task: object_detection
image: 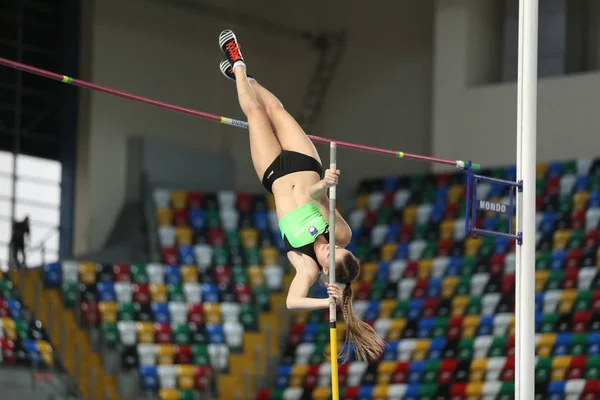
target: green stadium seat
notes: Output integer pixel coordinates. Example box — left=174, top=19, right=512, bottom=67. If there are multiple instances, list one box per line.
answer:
left=536, top=251, right=551, bottom=270
left=172, top=323, right=190, bottom=345
left=62, top=282, right=77, bottom=308
left=103, top=323, right=119, bottom=347
left=535, top=357, right=552, bottom=382
left=167, top=284, right=185, bottom=302
left=131, top=264, right=149, bottom=283
left=118, top=303, right=135, bottom=321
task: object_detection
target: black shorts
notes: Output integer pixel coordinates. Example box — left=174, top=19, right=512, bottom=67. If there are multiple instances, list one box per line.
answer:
left=261, top=150, right=322, bottom=193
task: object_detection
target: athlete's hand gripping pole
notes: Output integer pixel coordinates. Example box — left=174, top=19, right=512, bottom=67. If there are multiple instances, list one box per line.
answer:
left=328, top=142, right=340, bottom=400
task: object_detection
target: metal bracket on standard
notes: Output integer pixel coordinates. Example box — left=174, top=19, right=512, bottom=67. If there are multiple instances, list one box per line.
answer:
left=464, top=161, right=523, bottom=245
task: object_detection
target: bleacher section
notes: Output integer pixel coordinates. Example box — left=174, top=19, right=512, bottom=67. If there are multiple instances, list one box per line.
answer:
left=257, top=158, right=600, bottom=400
left=42, top=189, right=290, bottom=398
left=0, top=270, right=54, bottom=369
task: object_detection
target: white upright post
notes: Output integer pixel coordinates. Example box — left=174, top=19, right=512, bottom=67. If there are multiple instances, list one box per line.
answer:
left=515, top=0, right=538, bottom=399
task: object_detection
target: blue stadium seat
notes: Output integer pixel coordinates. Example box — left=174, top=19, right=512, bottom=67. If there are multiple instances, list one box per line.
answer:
left=139, top=366, right=159, bottom=390
left=201, top=284, right=219, bottom=303
left=587, top=333, right=600, bottom=355
left=178, top=246, right=195, bottom=265
left=427, top=279, right=442, bottom=298
left=7, top=299, right=22, bottom=320
left=43, top=262, right=61, bottom=288
left=364, top=301, right=380, bottom=321
left=24, top=339, right=40, bottom=365
left=97, top=282, right=116, bottom=302
left=428, top=338, right=447, bottom=360
left=276, top=365, right=292, bottom=389
left=553, top=333, right=572, bottom=356
left=494, top=237, right=511, bottom=255
left=477, top=315, right=494, bottom=336
left=446, top=257, right=463, bottom=276
left=408, top=299, right=424, bottom=320
left=164, top=266, right=181, bottom=285
left=408, top=361, right=425, bottom=384
left=589, top=191, right=600, bottom=208
left=188, top=209, right=206, bottom=229
left=575, top=176, right=590, bottom=192
left=151, top=303, right=170, bottom=323
left=385, top=225, right=401, bottom=243
left=302, top=323, right=320, bottom=343
left=547, top=162, right=564, bottom=178
left=550, top=251, right=567, bottom=271
left=253, top=211, right=269, bottom=232
left=482, top=218, right=498, bottom=232
left=417, top=318, right=435, bottom=338
left=383, top=177, right=399, bottom=193
left=383, top=341, right=399, bottom=360
left=535, top=293, right=544, bottom=313
left=205, top=324, right=225, bottom=344
left=396, top=243, right=410, bottom=260
left=375, top=262, right=390, bottom=282
left=539, top=213, right=558, bottom=235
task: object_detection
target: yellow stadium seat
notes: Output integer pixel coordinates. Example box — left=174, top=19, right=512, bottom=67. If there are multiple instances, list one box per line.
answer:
left=537, top=333, right=557, bottom=358
left=38, top=340, right=53, bottom=367
left=553, top=230, right=571, bottom=251
left=180, top=266, right=198, bottom=284
left=403, top=206, right=418, bottom=225
left=379, top=300, right=396, bottom=319
left=1, top=318, right=16, bottom=340
left=470, top=358, right=487, bottom=382
left=336, top=322, right=346, bottom=342
left=465, top=382, right=484, bottom=396
left=372, top=384, right=390, bottom=400
left=464, top=236, right=482, bottom=257
left=442, top=276, right=459, bottom=299
left=508, top=315, right=516, bottom=337
left=447, top=185, right=465, bottom=204
left=417, top=259, right=433, bottom=280
left=377, top=361, right=396, bottom=384
left=177, top=365, right=196, bottom=390
left=536, top=162, right=548, bottom=179
left=0, top=271, right=4, bottom=280
left=170, top=190, right=187, bottom=210
left=247, top=266, right=265, bottom=287
left=535, top=271, right=549, bottom=293
left=156, top=208, right=173, bottom=227
left=558, top=289, right=578, bottom=314
left=150, top=284, right=168, bottom=303
left=99, top=302, right=118, bottom=324
left=290, top=364, right=309, bottom=387
left=440, top=219, right=455, bottom=240
left=294, top=311, right=309, bottom=325
left=380, top=244, right=397, bottom=262
left=412, top=340, right=430, bottom=361
left=355, top=194, right=369, bottom=210
left=360, top=263, right=378, bottom=282
left=159, top=388, right=180, bottom=400
left=175, top=227, right=193, bottom=246
left=573, top=192, right=590, bottom=211
left=551, top=355, right=572, bottom=381
left=452, top=295, right=471, bottom=317
left=203, top=303, right=222, bottom=324
left=388, top=319, right=407, bottom=341
left=137, top=322, right=154, bottom=344
left=265, top=194, right=276, bottom=211
left=260, top=247, right=279, bottom=265
left=312, top=386, right=331, bottom=400
left=157, top=344, right=175, bottom=365
left=240, top=228, right=259, bottom=249
left=79, top=262, right=96, bottom=285
left=462, top=315, right=481, bottom=339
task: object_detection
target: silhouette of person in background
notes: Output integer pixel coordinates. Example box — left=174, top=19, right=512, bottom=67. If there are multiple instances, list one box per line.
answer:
left=10, top=216, right=30, bottom=269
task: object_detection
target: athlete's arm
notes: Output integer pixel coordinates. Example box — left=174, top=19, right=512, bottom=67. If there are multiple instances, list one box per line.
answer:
left=286, top=252, right=337, bottom=310
left=310, top=169, right=352, bottom=246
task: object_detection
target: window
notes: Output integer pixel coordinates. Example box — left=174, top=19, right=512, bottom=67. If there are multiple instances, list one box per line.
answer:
left=0, top=150, right=60, bottom=270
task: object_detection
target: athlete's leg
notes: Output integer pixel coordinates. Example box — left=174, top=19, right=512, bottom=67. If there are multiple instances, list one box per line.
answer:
left=251, top=81, right=321, bottom=164
left=219, top=30, right=281, bottom=179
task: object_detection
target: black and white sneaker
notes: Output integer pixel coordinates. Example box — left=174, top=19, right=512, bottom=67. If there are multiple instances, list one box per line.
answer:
left=219, top=60, right=253, bottom=82
left=219, top=29, right=245, bottom=68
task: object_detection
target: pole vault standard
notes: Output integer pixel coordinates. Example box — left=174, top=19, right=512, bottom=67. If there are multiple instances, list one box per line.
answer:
left=0, top=57, right=479, bottom=170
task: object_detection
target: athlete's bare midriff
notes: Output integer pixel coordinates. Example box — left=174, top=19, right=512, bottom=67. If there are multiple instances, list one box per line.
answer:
left=271, top=170, right=321, bottom=220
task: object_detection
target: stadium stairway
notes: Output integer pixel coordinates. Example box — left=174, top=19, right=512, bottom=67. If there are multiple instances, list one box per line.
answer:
left=9, top=268, right=114, bottom=400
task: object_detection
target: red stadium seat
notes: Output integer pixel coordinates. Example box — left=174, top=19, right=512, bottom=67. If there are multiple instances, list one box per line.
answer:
left=174, top=345, right=192, bottom=364
left=403, top=261, right=419, bottom=279
left=438, top=358, right=458, bottom=385
left=0, top=298, right=9, bottom=318
left=545, top=177, right=561, bottom=196
left=236, top=194, right=253, bottom=213
left=565, top=249, right=582, bottom=269
left=187, top=192, right=204, bottom=209
left=501, top=356, right=515, bottom=381
left=391, top=362, right=410, bottom=384
left=490, top=254, right=505, bottom=275
left=288, top=324, right=305, bottom=347
left=437, top=239, right=454, bottom=256
left=173, top=209, right=189, bottom=227
left=234, top=284, right=252, bottom=304
left=195, top=366, right=214, bottom=391
left=572, top=210, right=586, bottom=230
left=506, top=336, right=516, bottom=357
left=444, top=204, right=459, bottom=220
left=399, top=224, right=414, bottom=243
left=342, top=386, right=359, bottom=400
left=412, top=279, right=429, bottom=298
left=436, top=173, right=452, bottom=188
left=161, top=246, right=178, bottom=265
left=338, top=363, right=349, bottom=387
left=536, top=196, right=543, bottom=211
left=592, top=291, right=600, bottom=313
left=256, top=389, right=271, bottom=400
left=585, top=229, right=600, bottom=249
left=355, top=282, right=372, bottom=301
left=502, top=274, right=516, bottom=295
left=155, top=322, right=173, bottom=344
left=423, top=298, right=440, bottom=318
left=304, top=364, right=320, bottom=389
left=447, top=317, right=463, bottom=340
left=562, top=267, right=579, bottom=289
left=81, top=301, right=99, bottom=326
left=187, top=304, right=204, bottom=325
left=113, top=264, right=131, bottom=282
left=363, top=211, right=377, bottom=229
left=132, top=283, right=151, bottom=305
left=1, top=338, right=15, bottom=364
left=573, top=311, right=591, bottom=333
left=450, top=382, right=467, bottom=398
left=208, top=228, right=225, bottom=248
left=567, top=355, right=587, bottom=379
left=213, top=266, right=232, bottom=287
